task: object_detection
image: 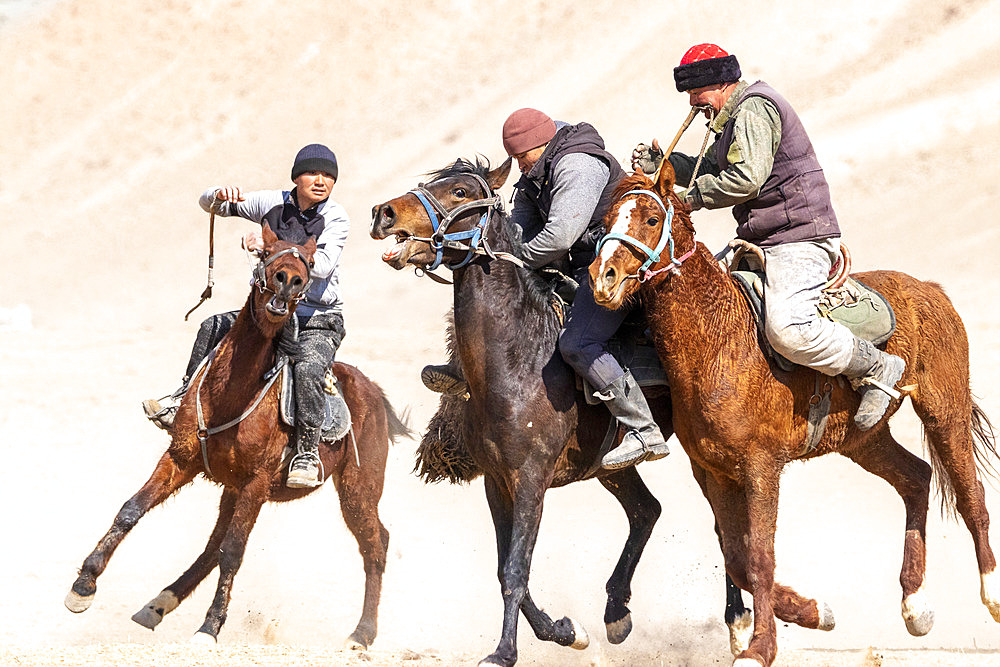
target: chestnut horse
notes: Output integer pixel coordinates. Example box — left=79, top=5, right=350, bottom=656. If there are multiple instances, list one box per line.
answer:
left=65, top=224, right=408, bottom=649
left=371, top=157, right=749, bottom=666
left=590, top=164, right=1000, bottom=666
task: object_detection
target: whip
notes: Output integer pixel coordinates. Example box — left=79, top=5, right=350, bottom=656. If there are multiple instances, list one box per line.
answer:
left=184, top=210, right=216, bottom=321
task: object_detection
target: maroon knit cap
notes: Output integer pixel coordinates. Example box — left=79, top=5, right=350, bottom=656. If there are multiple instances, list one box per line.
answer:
left=502, top=108, right=557, bottom=156
left=673, top=43, right=741, bottom=92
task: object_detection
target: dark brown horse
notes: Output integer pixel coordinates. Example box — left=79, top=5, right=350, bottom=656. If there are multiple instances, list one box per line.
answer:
left=65, top=224, right=408, bottom=649
left=590, top=164, right=1000, bottom=666
left=371, top=157, right=750, bottom=666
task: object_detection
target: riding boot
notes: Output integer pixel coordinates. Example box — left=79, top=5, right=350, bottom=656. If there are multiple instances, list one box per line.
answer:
left=142, top=377, right=189, bottom=431
left=287, top=424, right=324, bottom=489
left=421, top=359, right=468, bottom=396
left=842, top=337, right=906, bottom=431
left=599, top=370, right=670, bottom=470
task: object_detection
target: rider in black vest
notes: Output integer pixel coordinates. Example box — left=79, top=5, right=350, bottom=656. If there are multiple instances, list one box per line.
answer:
left=423, top=108, right=670, bottom=470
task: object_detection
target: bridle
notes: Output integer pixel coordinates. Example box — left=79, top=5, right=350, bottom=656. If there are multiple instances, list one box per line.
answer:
left=405, top=173, right=515, bottom=272
left=596, top=189, right=696, bottom=283
left=252, top=246, right=314, bottom=302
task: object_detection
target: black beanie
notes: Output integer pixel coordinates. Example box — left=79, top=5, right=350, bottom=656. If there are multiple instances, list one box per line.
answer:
left=673, top=54, right=741, bottom=92
left=291, top=143, right=338, bottom=181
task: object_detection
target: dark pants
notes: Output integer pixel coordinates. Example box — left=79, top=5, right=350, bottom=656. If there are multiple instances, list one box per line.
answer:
left=186, top=310, right=346, bottom=429
left=557, top=277, right=630, bottom=390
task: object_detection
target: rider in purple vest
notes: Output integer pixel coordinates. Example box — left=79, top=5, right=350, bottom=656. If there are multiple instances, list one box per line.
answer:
left=632, top=43, right=905, bottom=431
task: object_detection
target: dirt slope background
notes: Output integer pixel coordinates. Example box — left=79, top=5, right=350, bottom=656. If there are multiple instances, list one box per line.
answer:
left=2, top=0, right=1000, bottom=665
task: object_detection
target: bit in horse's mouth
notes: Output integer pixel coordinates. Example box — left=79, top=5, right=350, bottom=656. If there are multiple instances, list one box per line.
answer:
left=266, top=296, right=289, bottom=316
left=382, top=233, right=414, bottom=263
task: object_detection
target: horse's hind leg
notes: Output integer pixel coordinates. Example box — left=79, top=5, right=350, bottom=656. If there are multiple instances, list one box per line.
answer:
left=65, top=452, right=196, bottom=613
left=131, top=488, right=238, bottom=630
left=913, top=394, right=999, bottom=622
left=193, top=473, right=269, bottom=642
left=598, top=467, right=661, bottom=644
left=337, top=453, right=389, bottom=650
left=844, top=429, right=933, bottom=635
left=482, top=475, right=587, bottom=667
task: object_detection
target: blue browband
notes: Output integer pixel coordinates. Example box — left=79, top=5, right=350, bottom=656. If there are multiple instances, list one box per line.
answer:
left=596, top=189, right=677, bottom=278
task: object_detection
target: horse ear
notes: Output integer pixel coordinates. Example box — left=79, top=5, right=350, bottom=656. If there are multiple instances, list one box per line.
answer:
left=302, top=236, right=317, bottom=260
left=261, top=223, right=279, bottom=247
left=486, top=157, right=513, bottom=191
left=653, top=157, right=677, bottom=196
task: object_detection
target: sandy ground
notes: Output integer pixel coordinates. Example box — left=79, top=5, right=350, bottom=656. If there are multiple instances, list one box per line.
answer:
left=2, top=0, right=1000, bottom=665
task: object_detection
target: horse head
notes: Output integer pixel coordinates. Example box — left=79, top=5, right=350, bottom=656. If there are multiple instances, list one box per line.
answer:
left=251, top=223, right=316, bottom=330
left=370, top=157, right=511, bottom=271
left=590, top=162, right=696, bottom=309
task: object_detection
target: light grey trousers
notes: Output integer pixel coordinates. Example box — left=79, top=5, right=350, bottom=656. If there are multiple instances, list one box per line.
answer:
left=762, top=238, right=856, bottom=376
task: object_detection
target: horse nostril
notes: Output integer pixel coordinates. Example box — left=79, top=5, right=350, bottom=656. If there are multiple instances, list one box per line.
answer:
left=603, top=267, right=617, bottom=289
left=276, top=270, right=287, bottom=285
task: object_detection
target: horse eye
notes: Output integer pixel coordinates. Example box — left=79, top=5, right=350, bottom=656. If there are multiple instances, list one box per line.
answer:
left=646, top=217, right=660, bottom=227
left=454, top=187, right=467, bottom=198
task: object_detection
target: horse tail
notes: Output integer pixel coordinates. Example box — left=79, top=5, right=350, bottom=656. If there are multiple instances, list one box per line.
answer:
left=926, top=399, right=1000, bottom=520
left=379, top=388, right=413, bottom=445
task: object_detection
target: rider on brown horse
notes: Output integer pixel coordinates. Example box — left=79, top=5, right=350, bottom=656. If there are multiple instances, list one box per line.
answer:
left=631, top=43, right=905, bottom=429
left=422, top=108, right=670, bottom=470
left=143, top=143, right=350, bottom=488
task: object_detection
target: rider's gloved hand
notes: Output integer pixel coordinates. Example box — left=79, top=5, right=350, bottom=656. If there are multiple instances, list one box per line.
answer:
left=630, top=139, right=664, bottom=175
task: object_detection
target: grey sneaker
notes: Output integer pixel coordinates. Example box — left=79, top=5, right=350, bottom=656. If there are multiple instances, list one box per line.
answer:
left=854, top=353, right=906, bottom=430
left=142, top=397, right=178, bottom=431
left=421, top=364, right=468, bottom=396
left=286, top=453, right=323, bottom=489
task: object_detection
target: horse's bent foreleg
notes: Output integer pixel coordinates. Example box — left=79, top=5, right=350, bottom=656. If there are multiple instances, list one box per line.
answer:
left=193, top=473, right=269, bottom=642
left=598, top=467, right=661, bottom=644
left=66, top=452, right=196, bottom=613
left=337, top=463, right=389, bottom=650
left=845, top=430, right=933, bottom=635
left=481, top=474, right=585, bottom=667
left=132, top=488, right=238, bottom=630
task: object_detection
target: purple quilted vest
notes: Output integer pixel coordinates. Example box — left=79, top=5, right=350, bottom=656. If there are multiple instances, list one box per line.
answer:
left=717, top=81, right=840, bottom=247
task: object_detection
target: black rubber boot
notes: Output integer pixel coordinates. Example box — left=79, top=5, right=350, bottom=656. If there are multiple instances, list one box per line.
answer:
left=599, top=370, right=670, bottom=470
left=287, top=424, right=323, bottom=488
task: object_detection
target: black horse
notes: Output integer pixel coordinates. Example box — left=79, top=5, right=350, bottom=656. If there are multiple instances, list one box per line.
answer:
left=371, top=157, right=749, bottom=666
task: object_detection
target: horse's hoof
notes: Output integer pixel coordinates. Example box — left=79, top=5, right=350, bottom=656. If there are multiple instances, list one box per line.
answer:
left=733, top=659, right=764, bottom=666
left=728, top=609, right=753, bottom=656
left=190, top=631, right=217, bottom=645
left=605, top=611, right=632, bottom=645
left=343, top=635, right=368, bottom=651
left=132, top=591, right=179, bottom=630
left=568, top=617, right=589, bottom=650
left=902, top=588, right=935, bottom=636
left=64, top=590, right=94, bottom=613
left=478, top=657, right=508, bottom=667
left=981, top=571, right=1000, bottom=622
left=818, top=600, right=835, bottom=631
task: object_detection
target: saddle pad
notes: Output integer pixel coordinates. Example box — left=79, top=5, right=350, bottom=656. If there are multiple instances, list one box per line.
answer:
left=280, top=366, right=352, bottom=442
left=731, top=270, right=896, bottom=372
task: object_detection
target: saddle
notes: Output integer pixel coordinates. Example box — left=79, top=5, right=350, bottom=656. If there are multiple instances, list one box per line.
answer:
left=279, top=364, right=352, bottom=442
left=728, top=241, right=896, bottom=373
